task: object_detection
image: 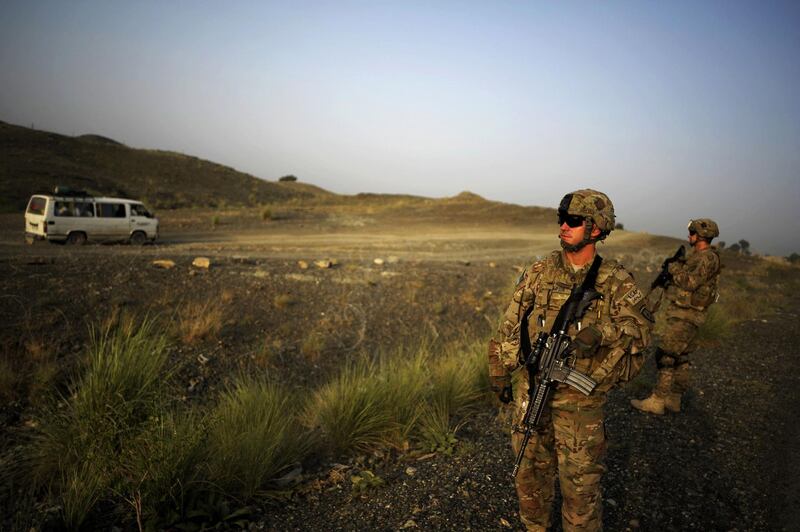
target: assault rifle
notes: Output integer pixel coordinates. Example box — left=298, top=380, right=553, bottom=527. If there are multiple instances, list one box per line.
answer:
left=511, top=257, right=601, bottom=478
left=650, top=245, right=685, bottom=290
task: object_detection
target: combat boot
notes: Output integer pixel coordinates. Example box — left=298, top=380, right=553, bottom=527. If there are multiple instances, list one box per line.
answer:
left=663, top=393, right=681, bottom=413
left=630, top=393, right=665, bottom=415
left=630, top=369, right=674, bottom=415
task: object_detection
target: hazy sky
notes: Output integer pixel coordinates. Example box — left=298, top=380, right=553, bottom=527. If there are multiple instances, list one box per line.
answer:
left=2, top=1, right=799, bottom=255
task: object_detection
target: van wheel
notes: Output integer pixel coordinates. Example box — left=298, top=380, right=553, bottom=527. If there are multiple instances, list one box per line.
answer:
left=129, top=231, right=147, bottom=246
left=66, top=232, right=87, bottom=245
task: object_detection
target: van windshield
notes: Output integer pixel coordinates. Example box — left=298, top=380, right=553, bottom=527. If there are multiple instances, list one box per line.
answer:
left=27, top=197, right=46, bottom=215
left=130, top=204, right=152, bottom=218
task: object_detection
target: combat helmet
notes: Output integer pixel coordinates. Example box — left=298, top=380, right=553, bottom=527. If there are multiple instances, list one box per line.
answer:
left=688, top=218, right=719, bottom=240
left=558, top=189, right=615, bottom=251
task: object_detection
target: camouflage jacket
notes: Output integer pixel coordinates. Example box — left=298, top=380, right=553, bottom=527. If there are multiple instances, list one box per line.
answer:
left=488, top=250, right=652, bottom=399
left=664, top=246, right=722, bottom=323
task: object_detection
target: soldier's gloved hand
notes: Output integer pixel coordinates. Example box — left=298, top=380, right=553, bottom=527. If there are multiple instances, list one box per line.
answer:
left=497, top=385, right=513, bottom=404
left=570, top=326, right=602, bottom=358
left=667, top=261, right=681, bottom=276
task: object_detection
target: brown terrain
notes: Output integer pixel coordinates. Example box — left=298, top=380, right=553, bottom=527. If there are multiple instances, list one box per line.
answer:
left=1, top=195, right=799, bottom=531
left=2, top=122, right=798, bottom=530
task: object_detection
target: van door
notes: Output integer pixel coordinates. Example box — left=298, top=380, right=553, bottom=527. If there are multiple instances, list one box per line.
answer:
left=51, top=200, right=79, bottom=238
left=25, top=196, right=49, bottom=240
left=129, top=203, right=155, bottom=238
left=96, top=202, right=130, bottom=240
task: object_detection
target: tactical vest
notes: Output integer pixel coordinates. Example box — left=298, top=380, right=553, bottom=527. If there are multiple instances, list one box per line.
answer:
left=667, top=248, right=721, bottom=312
left=522, top=252, right=638, bottom=389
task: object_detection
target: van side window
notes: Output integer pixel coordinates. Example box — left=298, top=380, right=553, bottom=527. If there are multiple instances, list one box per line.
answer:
left=98, top=203, right=127, bottom=218
left=55, top=201, right=74, bottom=217
left=27, top=197, right=46, bottom=215
left=76, top=203, right=95, bottom=217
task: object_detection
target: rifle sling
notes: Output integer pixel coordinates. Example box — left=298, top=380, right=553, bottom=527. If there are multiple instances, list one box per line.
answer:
left=581, top=254, right=603, bottom=293
left=520, top=254, right=603, bottom=361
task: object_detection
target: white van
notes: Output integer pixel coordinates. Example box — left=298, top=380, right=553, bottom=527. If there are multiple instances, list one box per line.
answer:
left=25, top=189, right=159, bottom=245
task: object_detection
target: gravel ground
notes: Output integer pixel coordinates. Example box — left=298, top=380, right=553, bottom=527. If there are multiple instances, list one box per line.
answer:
left=255, top=296, right=800, bottom=531
left=1, top=223, right=796, bottom=531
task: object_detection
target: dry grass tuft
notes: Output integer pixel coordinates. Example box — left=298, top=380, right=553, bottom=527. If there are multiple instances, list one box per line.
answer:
left=177, top=299, right=225, bottom=344
left=301, top=332, right=326, bottom=363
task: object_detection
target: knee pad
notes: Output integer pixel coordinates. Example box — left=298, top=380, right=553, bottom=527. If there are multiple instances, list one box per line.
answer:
left=655, top=347, right=678, bottom=369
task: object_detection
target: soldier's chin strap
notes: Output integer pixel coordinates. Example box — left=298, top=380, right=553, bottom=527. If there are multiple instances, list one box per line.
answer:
left=560, top=219, right=608, bottom=252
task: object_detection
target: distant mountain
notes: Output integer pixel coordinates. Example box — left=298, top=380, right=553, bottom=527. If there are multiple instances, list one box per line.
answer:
left=0, top=121, right=318, bottom=212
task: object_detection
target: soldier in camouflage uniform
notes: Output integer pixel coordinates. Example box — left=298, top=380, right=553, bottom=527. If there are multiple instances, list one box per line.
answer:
left=631, top=219, right=722, bottom=415
left=488, top=190, right=652, bottom=531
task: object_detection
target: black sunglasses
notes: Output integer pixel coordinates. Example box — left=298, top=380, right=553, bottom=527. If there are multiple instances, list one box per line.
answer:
left=558, top=213, right=586, bottom=228
left=689, top=229, right=697, bottom=236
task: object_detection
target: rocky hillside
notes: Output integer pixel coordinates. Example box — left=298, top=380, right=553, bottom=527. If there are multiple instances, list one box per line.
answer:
left=0, top=121, right=313, bottom=211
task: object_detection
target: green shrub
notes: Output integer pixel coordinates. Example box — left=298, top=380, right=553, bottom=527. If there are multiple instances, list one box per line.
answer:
left=303, top=358, right=398, bottom=456
left=261, top=207, right=272, bottom=221
left=304, top=339, right=489, bottom=458
left=205, top=377, right=310, bottom=499
left=416, top=341, right=487, bottom=453
left=694, top=305, right=732, bottom=347
left=24, top=318, right=186, bottom=528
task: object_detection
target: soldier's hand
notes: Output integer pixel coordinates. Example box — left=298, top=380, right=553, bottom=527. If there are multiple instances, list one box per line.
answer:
left=497, top=385, right=513, bottom=404
left=570, top=326, right=602, bottom=358
left=667, top=261, right=681, bottom=275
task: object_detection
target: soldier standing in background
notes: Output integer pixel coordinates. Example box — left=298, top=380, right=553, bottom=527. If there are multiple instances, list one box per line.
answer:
left=488, top=190, right=652, bottom=531
left=631, top=219, right=722, bottom=415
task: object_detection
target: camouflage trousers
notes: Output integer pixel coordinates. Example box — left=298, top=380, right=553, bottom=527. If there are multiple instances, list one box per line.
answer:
left=511, top=389, right=607, bottom=531
left=657, top=317, right=699, bottom=394
left=659, top=317, right=699, bottom=357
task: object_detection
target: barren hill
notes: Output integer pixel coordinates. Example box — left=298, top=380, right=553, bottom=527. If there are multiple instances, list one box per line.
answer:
left=0, top=121, right=312, bottom=211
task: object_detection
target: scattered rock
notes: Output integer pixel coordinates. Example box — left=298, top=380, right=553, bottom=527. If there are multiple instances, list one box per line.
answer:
left=152, top=259, right=176, bottom=269
left=459, top=260, right=471, bottom=266
left=274, top=465, right=303, bottom=487
left=400, top=519, right=417, bottom=529
left=197, top=354, right=210, bottom=365
left=314, top=259, right=333, bottom=269
left=298, top=260, right=309, bottom=269
left=187, top=376, right=203, bottom=392
left=405, top=466, right=417, bottom=477
left=374, top=258, right=385, bottom=266
left=488, top=261, right=497, bottom=268
left=253, top=269, right=269, bottom=278
left=500, top=517, right=513, bottom=528
left=387, top=256, right=399, bottom=264
left=192, top=257, right=211, bottom=269
left=286, top=273, right=316, bottom=282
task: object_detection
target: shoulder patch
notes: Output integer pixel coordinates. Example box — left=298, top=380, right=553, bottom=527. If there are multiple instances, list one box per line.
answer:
left=623, top=286, right=644, bottom=306
left=614, top=266, right=630, bottom=281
